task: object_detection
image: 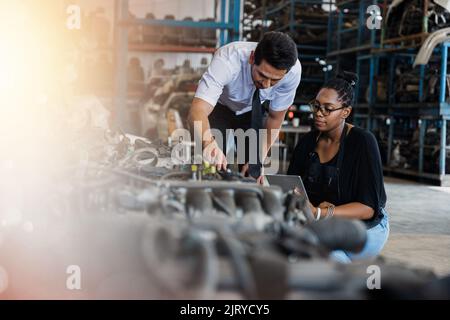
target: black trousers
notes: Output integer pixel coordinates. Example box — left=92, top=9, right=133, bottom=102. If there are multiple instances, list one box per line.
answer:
left=208, top=103, right=266, bottom=168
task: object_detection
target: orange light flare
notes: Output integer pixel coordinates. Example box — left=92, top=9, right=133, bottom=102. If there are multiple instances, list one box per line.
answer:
left=0, top=1, right=80, bottom=171
left=0, top=2, right=83, bottom=292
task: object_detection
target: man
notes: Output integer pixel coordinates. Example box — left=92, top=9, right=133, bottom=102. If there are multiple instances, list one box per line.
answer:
left=188, top=32, right=301, bottom=181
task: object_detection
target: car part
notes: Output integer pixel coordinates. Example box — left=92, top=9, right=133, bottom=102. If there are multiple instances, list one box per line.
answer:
left=3, top=111, right=445, bottom=299
left=414, top=27, right=450, bottom=66
left=386, top=0, right=450, bottom=41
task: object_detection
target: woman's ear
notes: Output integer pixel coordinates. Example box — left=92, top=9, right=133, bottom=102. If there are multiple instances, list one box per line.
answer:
left=342, top=106, right=352, bottom=119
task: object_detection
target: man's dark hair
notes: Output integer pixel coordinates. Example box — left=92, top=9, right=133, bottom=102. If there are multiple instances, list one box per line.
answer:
left=322, top=71, right=358, bottom=106
left=254, top=32, right=298, bottom=71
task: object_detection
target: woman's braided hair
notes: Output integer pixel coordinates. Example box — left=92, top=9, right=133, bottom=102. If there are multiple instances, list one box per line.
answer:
left=322, top=71, right=358, bottom=107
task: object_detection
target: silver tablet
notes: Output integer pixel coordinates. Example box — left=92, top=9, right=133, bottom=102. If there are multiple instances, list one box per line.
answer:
left=265, top=174, right=309, bottom=200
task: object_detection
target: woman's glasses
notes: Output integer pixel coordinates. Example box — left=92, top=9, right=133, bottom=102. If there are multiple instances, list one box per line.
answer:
left=308, top=100, right=347, bottom=116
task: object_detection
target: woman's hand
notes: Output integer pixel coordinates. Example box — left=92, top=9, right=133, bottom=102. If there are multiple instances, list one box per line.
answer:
left=318, top=201, right=336, bottom=220
left=318, top=201, right=335, bottom=210
left=309, top=201, right=335, bottom=220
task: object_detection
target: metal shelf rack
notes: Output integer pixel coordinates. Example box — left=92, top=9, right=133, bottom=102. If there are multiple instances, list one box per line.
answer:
left=353, top=43, right=450, bottom=186
left=112, top=0, right=241, bottom=131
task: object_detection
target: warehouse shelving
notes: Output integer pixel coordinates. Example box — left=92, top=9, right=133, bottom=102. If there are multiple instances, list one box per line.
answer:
left=353, top=42, right=450, bottom=186
left=326, top=0, right=386, bottom=124
left=113, top=0, right=241, bottom=131
left=121, top=14, right=241, bottom=48
left=327, top=0, right=383, bottom=58
left=379, top=0, right=430, bottom=52
left=325, top=0, right=450, bottom=185
left=242, top=0, right=266, bottom=42
left=245, top=0, right=334, bottom=105
left=327, top=0, right=384, bottom=126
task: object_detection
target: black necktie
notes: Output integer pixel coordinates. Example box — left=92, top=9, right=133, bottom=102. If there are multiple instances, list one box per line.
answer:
left=248, top=89, right=262, bottom=178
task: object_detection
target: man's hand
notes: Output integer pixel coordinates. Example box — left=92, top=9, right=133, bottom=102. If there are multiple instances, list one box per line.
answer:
left=188, top=97, right=228, bottom=169
left=203, top=139, right=227, bottom=171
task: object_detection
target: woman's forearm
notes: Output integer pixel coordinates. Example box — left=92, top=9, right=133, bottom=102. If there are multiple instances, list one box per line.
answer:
left=319, top=202, right=374, bottom=220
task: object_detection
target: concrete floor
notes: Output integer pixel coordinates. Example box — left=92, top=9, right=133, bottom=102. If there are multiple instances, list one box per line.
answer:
left=381, top=177, right=450, bottom=276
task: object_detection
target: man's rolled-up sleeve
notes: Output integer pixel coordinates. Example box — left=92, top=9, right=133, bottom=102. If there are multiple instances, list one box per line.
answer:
left=195, top=54, right=235, bottom=107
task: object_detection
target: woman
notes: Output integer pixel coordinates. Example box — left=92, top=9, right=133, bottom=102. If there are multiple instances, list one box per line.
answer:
left=287, top=72, right=389, bottom=263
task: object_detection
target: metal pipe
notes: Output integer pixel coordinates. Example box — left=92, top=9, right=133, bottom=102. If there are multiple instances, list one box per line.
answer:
left=220, top=0, right=227, bottom=46
left=387, top=117, right=394, bottom=166
left=337, top=10, right=343, bottom=52
left=419, top=65, right=425, bottom=101
left=440, top=119, right=447, bottom=176
left=439, top=44, right=448, bottom=103
left=419, top=119, right=426, bottom=173
left=355, top=58, right=360, bottom=103
left=369, top=56, right=375, bottom=107
left=233, top=0, right=241, bottom=41
left=289, top=0, right=294, bottom=34
left=384, top=32, right=428, bottom=44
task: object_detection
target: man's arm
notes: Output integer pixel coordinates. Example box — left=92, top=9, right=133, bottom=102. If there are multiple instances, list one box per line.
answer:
left=262, top=109, right=287, bottom=161
left=188, top=97, right=228, bottom=170
left=188, top=97, right=214, bottom=143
